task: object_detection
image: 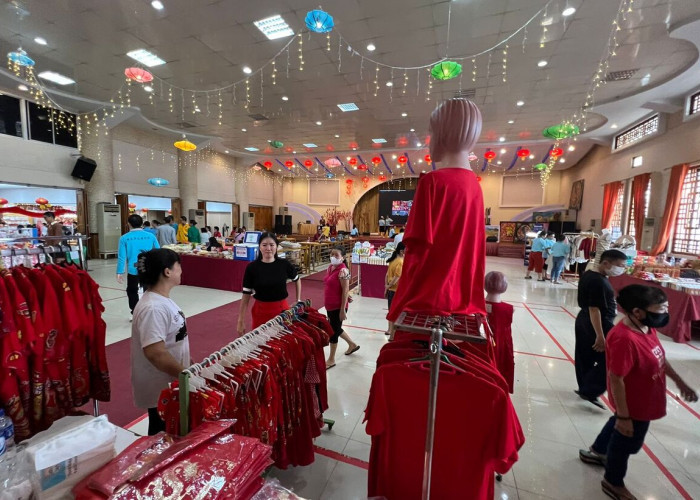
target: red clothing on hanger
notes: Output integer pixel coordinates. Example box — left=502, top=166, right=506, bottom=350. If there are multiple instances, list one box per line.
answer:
left=486, top=301, right=515, bottom=393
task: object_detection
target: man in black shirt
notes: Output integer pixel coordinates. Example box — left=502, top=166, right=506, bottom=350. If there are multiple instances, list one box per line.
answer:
left=574, top=249, right=628, bottom=407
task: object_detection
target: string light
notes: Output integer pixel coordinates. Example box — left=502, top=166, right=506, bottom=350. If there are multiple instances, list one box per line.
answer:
left=272, top=59, right=277, bottom=85
left=218, top=90, right=223, bottom=125
left=298, top=33, right=304, bottom=71
left=426, top=69, right=432, bottom=101
left=326, top=32, right=331, bottom=52
left=472, top=58, right=477, bottom=82
left=245, top=78, right=250, bottom=109
left=374, top=64, right=379, bottom=97
left=502, top=44, right=508, bottom=83
left=403, top=70, right=408, bottom=94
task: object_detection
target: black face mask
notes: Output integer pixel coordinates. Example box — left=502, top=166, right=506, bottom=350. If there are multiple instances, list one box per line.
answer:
left=641, top=311, right=670, bottom=329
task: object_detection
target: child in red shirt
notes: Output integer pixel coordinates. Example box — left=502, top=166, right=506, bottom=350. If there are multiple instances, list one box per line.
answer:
left=485, top=271, right=514, bottom=393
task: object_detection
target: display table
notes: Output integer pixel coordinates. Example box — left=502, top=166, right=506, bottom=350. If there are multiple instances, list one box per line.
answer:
left=298, top=223, right=317, bottom=235
left=609, top=275, right=700, bottom=343
left=360, top=263, right=388, bottom=298
left=180, top=254, right=248, bottom=292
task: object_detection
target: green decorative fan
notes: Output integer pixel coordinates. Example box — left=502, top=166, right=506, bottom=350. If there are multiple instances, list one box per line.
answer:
left=534, top=163, right=548, bottom=171
left=430, top=61, right=462, bottom=81
left=542, top=123, right=579, bottom=140
left=270, top=140, right=284, bottom=149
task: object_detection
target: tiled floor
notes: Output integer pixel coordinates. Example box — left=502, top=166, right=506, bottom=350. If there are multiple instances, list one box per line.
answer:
left=89, top=256, right=700, bottom=500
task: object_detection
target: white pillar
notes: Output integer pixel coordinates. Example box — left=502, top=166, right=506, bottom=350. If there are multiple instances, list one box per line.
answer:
left=272, top=174, right=283, bottom=216
left=80, top=121, right=115, bottom=232
left=234, top=164, right=250, bottom=227
left=178, top=149, right=198, bottom=216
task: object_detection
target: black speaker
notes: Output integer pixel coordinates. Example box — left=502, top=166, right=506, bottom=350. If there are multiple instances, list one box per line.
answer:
left=71, top=156, right=97, bottom=181
left=284, top=215, right=292, bottom=226
left=275, top=215, right=283, bottom=226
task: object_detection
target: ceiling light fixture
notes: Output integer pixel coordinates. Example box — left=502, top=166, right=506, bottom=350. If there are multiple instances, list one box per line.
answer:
left=559, top=158, right=566, bottom=163
left=500, top=148, right=507, bottom=154
left=143, top=85, right=153, bottom=92
left=126, top=48, right=166, bottom=67
left=242, top=128, right=247, bottom=132
left=507, top=120, right=514, bottom=124
left=416, top=142, right=422, bottom=147
left=244, top=147, right=259, bottom=152
left=17, top=84, right=28, bottom=91
left=194, top=107, right=201, bottom=113
left=242, top=66, right=252, bottom=74
left=611, top=124, right=618, bottom=129
left=372, top=138, right=387, bottom=144
left=334, top=134, right=340, bottom=138
left=254, top=15, right=294, bottom=40
left=38, top=71, right=75, bottom=85
left=367, top=43, right=376, bottom=51
left=34, top=37, right=47, bottom=46
left=497, top=161, right=503, bottom=165
left=562, top=7, right=576, bottom=17
left=386, top=81, right=393, bottom=87
left=224, top=150, right=229, bottom=153
left=401, top=112, right=408, bottom=117
left=499, top=137, right=506, bottom=142
left=410, top=128, right=415, bottom=132
left=529, top=154, right=535, bottom=159
left=392, top=155, right=397, bottom=159
left=538, top=60, right=548, bottom=67
left=568, top=145, right=576, bottom=151
left=281, top=95, right=289, bottom=101
left=516, top=100, right=525, bottom=106
left=337, top=103, right=359, bottom=112
left=151, top=0, right=164, bottom=10
left=303, top=143, right=318, bottom=148
left=316, top=121, right=322, bottom=126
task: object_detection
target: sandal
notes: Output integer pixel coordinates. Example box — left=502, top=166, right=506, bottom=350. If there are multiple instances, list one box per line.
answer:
left=601, top=479, right=637, bottom=500
left=575, top=390, right=606, bottom=409
left=524, top=276, right=533, bottom=279
left=579, top=448, right=606, bottom=467
left=326, top=363, right=336, bottom=370
left=345, top=345, right=360, bottom=356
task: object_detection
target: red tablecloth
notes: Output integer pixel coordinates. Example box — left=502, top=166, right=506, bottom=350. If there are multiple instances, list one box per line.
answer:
left=360, top=263, right=388, bottom=299
left=180, top=254, right=249, bottom=292
left=609, top=275, right=700, bottom=343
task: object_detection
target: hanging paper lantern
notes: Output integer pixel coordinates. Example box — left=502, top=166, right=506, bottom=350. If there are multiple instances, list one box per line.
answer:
left=305, top=9, right=334, bottom=33
left=345, top=178, right=354, bottom=185
left=542, top=123, right=580, bottom=140
left=141, top=207, right=148, bottom=212
left=430, top=61, right=462, bottom=81
left=378, top=174, right=387, bottom=182
left=284, top=160, right=294, bottom=168
left=304, top=159, right=314, bottom=168
left=35, top=197, right=49, bottom=205
left=270, top=140, right=284, bottom=149
left=263, top=161, right=273, bottom=170
left=7, top=49, right=35, bottom=67
left=517, top=149, right=530, bottom=160
left=174, top=136, right=196, bottom=151
left=326, top=144, right=335, bottom=151
left=349, top=141, right=359, bottom=150
left=398, top=156, right=407, bottom=164
left=263, top=146, right=273, bottom=154
left=0, top=198, right=7, bottom=205
left=397, top=136, right=409, bottom=147
left=325, top=158, right=341, bottom=168
left=550, top=147, right=564, bottom=157
left=147, top=177, right=170, bottom=186
left=128, top=202, right=137, bottom=209
left=484, top=151, right=497, bottom=161
left=348, top=158, right=357, bottom=166
left=371, top=156, right=382, bottom=165
left=284, top=146, right=293, bottom=153
left=424, top=154, right=432, bottom=163
left=468, top=152, right=478, bottom=162
left=362, top=176, right=370, bottom=189
left=534, top=163, right=548, bottom=171
left=124, top=67, right=153, bottom=83
left=358, top=164, right=368, bottom=171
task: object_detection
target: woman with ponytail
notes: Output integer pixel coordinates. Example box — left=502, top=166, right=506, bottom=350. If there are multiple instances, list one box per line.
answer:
left=323, top=247, right=359, bottom=369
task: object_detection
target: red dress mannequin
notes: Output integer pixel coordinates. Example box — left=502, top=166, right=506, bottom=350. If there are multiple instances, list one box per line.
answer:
left=484, top=271, right=515, bottom=393
left=388, top=99, right=486, bottom=321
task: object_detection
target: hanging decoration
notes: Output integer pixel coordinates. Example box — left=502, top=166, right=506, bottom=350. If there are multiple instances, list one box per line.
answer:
left=35, top=197, right=49, bottom=207
left=284, top=160, right=294, bottom=168
left=349, top=141, right=359, bottom=150
left=124, top=67, right=154, bottom=83
left=430, top=61, right=462, bottom=81
left=270, top=140, right=284, bottom=149
left=371, top=156, right=382, bottom=166
left=534, top=163, right=548, bottom=171
left=325, top=158, right=341, bottom=168
left=484, top=150, right=497, bottom=161
left=303, top=159, right=314, bottom=168
left=348, top=158, right=358, bottom=166
left=424, top=154, right=432, bottom=163
left=252, top=164, right=262, bottom=171
left=549, top=147, right=563, bottom=157
left=345, top=178, right=353, bottom=195
left=7, top=48, right=35, bottom=67
left=263, top=161, right=273, bottom=170
left=358, top=164, right=368, bottom=171
left=362, top=176, right=370, bottom=189
left=542, top=123, right=579, bottom=140
left=147, top=177, right=170, bottom=186
left=128, top=202, right=137, bottom=209
left=305, top=9, right=334, bottom=33
left=0, top=198, right=7, bottom=205
left=398, top=156, right=408, bottom=165
left=174, top=135, right=197, bottom=151
left=517, top=149, right=530, bottom=160
left=378, top=174, right=387, bottom=182
left=468, top=152, right=478, bottom=162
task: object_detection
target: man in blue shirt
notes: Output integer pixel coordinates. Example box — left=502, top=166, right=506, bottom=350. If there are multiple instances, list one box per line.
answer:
left=350, top=225, right=359, bottom=237
left=155, top=219, right=176, bottom=246
left=143, top=221, right=157, bottom=236
left=117, top=214, right=159, bottom=316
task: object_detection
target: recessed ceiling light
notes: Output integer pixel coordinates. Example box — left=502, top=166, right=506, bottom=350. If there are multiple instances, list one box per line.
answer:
left=242, top=66, right=252, bottom=74
left=316, top=121, right=322, bottom=126
left=559, top=158, right=566, bottom=163
left=367, top=43, right=376, bottom=51
left=520, top=167, right=526, bottom=170
left=17, top=84, right=28, bottom=91
left=507, top=120, right=515, bottom=124
left=422, top=170, right=426, bottom=173
left=241, top=128, right=247, bottom=132
left=538, top=60, right=548, bottom=67
left=303, top=143, right=318, bottom=148
left=500, top=148, right=507, bottom=154
left=334, top=134, right=340, bottom=138
left=562, top=7, right=576, bottom=17
left=292, top=150, right=296, bottom=154
left=386, top=81, right=393, bottom=87
left=38, top=71, right=75, bottom=85
left=34, top=37, right=47, bottom=46
left=151, top=0, right=164, bottom=9
left=127, top=48, right=166, bottom=67
left=224, top=150, right=229, bottom=154
left=497, top=161, right=503, bottom=165
left=529, top=154, right=535, bottom=159
left=392, top=155, right=397, bottom=159
left=244, top=147, right=259, bottom=152
left=253, top=15, right=294, bottom=40
left=416, top=142, right=422, bottom=147
left=568, top=145, right=576, bottom=151
left=401, top=112, right=408, bottom=117
left=281, top=96, right=289, bottom=101
left=372, top=138, right=387, bottom=144
left=499, top=137, right=506, bottom=142
left=337, top=103, right=359, bottom=112
left=194, top=107, right=201, bottom=113
left=143, top=85, right=153, bottom=92
left=611, top=124, right=618, bottom=129
left=516, top=100, right=525, bottom=106
left=418, top=159, right=423, bottom=164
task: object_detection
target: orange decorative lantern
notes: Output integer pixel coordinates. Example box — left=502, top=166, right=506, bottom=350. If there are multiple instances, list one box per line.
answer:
left=124, top=67, right=153, bottom=83
left=345, top=178, right=354, bottom=184
left=397, top=136, right=408, bottom=147
left=424, top=154, right=432, bottom=163
left=0, top=198, right=7, bottom=205
left=284, top=160, right=294, bottom=168
left=517, top=149, right=530, bottom=159
left=174, top=136, right=196, bottom=151
left=263, top=161, right=273, bottom=170
left=550, top=147, right=563, bottom=157
left=484, top=150, right=496, bottom=161
left=398, top=156, right=408, bottom=164
left=326, top=144, right=335, bottom=151
left=284, top=146, right=294, bottom=153
left=378, top=174, right=387, bottom=182
left=371, top=156, right=382, bottom=165
left=141, top=207, right=148, bottom=212
left=349, top=141, right=358, bottom=150
left=348, top=158, right=357, bottom=166
left=128, top=202, right=137, bottom=209
left=362, top=176, right=370, bottom=189
left=36, top=197, right=49, bottom=205
left=304, top=159, right=314, bottom=168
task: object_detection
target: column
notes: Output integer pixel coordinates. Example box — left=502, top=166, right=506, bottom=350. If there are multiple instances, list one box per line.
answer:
left=178, top=149, right=198, bottom=218
left=272, top=173, right=283, bottom=216
left=234, top=163, right=249, bottom=226
left=80, top=121, right=115, bottom=232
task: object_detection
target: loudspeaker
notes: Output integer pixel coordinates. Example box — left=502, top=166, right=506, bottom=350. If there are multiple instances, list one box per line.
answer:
left=275, top=214, right=283, bottom=226
left=71, top=156, right=97, bottom=181
left=284, top=215, right=292, bottom=235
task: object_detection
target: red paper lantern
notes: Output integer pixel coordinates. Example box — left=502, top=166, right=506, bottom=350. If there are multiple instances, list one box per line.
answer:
left=124, top=67, right=153, bottom=83
left=397, top=136, right=408, bottom=147
left=424, top=154, right=432, bottom=163
left=0, top=198, right=7, bottom=205
left=358, top=164, right=368, bottom=171
left=36, top=197, right=49, bottom=205
left=362, top=176, right=370, bottom=189
left=326, top=144, right=335, bottom=151
left=378, top=174, right=387, bottom=182
left=263, top=161, right=273, bottom=170
left=349, top=141, right=359, bottom=150
left=398, top=156, right=407, bottom=164
left=476, top=176, right=482, bottom=182
left=517, top=149, right=530, bottom=159
left=263, top=146, right=273, bottom=154
left=284, top=146, right=294, bottom=153
left=128, top=202, right=136, bottom=209
left=284, top=160, right=294, bottom=168
left=371, top=156, right=382, bottom=165
left=484, top=151, right=497, bottom=161
left=550, top=147, right=564, bottom=157
left=142, top=207, right=148, bottom=212
left=345, top=178, right=354, bottom=185
left=304, top=159, right=314, bottom=168
left=348, top=158, right=357, bottom=166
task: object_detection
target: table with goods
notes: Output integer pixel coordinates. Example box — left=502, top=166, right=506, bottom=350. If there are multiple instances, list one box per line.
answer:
left=352, top=240, right=394, bottom=299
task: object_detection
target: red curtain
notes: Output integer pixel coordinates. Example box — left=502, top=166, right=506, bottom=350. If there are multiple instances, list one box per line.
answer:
left=650, top=163, right=690, bottom=255
left=601, top=181, right=623, bottom=230
left=631, top=173, right=651, bottom=248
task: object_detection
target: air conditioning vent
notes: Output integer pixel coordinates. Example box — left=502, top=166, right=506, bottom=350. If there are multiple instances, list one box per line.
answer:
left=176, top=121, right=198, bottom=128
left=248, top=113, right=268, bottom=121
left=453, top=88, right=476, bottom=99
left=605, top=69, right=638, bottom=82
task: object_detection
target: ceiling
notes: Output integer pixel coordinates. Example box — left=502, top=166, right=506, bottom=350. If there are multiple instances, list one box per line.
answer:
left=1, top=0, right=699, bottom=178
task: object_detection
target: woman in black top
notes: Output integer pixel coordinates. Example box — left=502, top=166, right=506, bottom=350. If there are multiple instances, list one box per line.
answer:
left=237, top=232, right=301, bottom=334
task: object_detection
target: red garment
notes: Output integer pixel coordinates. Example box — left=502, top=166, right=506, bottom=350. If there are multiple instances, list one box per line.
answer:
left=606, top=322, right=667, bottom=421
left=365, top=361, right=521, bottom=500
left=387, top=169, right=486, bottom=321
left=323, top=263, right=347, bottom=311
left=527, top=251, right=544, bottom=272
left=579, top=237, right=597, bottom=260
left=251, top=299, right=289, bottom=329
left=486, top=301, right=515, bottom=393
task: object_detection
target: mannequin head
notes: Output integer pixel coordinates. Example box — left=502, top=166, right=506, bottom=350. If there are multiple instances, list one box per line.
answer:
left=485, top=271, right=508, bottom=294
left=429, top=99, right=483, bottom=165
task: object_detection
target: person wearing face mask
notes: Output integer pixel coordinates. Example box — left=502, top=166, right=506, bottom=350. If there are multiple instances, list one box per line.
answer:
left=574, top=249, right=628, bottom=408
left=579, top=285, right=697, bottom=500
left=323, top=247, right=359, bottom=369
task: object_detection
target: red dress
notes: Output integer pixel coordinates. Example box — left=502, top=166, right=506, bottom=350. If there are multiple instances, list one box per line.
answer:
left=486, top=301, right=515, bottom=393
left=387, top=168, right=486, bottom=321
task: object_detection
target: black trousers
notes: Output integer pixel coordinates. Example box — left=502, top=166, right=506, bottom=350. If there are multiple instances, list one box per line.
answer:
left=592, top=416, right=650, bottom=487
left=147, top=407, right=166, bottom=435
left=127, top=274, right=140, bottom=313
left=326, top=309, right=344, bottom=344
left=574, top=312, right=609, bottom=398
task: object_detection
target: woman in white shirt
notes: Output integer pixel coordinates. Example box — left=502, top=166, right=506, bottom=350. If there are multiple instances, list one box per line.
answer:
left=131, top=248, right=190, bottom=435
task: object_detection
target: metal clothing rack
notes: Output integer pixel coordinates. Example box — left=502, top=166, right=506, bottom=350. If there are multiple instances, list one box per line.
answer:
left=564, top=231, right=598, bottom=277
left=178, top=299, right=318, bottom=436
left=394, top=312, right=488, bottom=500
left=0, top=235, right=89, bottom=271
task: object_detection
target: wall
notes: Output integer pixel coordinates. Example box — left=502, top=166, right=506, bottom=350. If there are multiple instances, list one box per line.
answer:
left=127, top=195, right=171, bottom=211
left=111, top=138, right=179, bottom=198
left=198, top=154, right=237, bottom=203
left=247, top=171, right=275, bottom=207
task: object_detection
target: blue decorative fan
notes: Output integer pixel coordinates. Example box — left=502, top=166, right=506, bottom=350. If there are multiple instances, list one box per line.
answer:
left=305, top=10, right=334, bottom=33
left=325, top=172, right=335, bottom=179
left=8, top=49, right=35, bottom=67
left=147, top=177, right=170, bottom=187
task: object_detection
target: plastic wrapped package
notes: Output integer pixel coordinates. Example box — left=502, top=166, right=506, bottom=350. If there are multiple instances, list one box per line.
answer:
left=251, top=478, right=309, bottom=500
left=0, top=447, right=36, bottom=500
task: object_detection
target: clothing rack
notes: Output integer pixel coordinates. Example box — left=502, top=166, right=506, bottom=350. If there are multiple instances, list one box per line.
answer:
left=178, top=299, right=314, bottom=437
left=394, top=312, right=488, bottom=500
left=0, top=235, right=89, bottom=271
left=563, top=232, right=598, bottom=278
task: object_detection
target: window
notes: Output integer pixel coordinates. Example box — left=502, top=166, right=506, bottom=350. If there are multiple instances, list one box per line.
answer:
left=609, top=188, right=625, bottom=239
left=628, top=178, right=651, bottom=239
left=673, top=166, right=700, bottom=255
left=26, top=102, right=77, bottom=147
left=0, top=95, right=22, bottom=137
left=52, top=110, right=78, bottom=148
left=27, top=101, right=53, bottom=144
left=613, top=115, right=659, bottom=150
left=689, top=90, right=700, bottom=116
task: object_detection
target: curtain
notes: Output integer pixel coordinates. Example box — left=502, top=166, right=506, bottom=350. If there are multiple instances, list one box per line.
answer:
left=650, top=163, right=690, bottom=255
left=631, top=173, right=651, bottom=248
left=601, top=181, right=623, bottom=230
